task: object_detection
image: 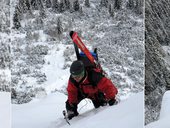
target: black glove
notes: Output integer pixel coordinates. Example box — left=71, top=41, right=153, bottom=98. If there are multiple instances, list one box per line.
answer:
left=66, top=100, right=79, bottom=120
left=108, top=98, right=117, bottom=106
left=98, top=92, right=107, bottom=106
left=67, top=110, right=76, bottom=120
left=67, top=109, right=79, bottom=120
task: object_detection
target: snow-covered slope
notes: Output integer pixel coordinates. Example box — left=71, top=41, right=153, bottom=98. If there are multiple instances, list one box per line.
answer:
left=146, top=91, right=170, bottom=128
left=12, top=92, right=144, bottom=128
left=0, top=92, right=11, bottom=128
left=10, top=1, right=145, bottom=127
left=10, top=0, right=144, bottom=104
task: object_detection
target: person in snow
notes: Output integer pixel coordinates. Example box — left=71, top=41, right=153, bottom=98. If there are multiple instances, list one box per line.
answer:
left=65, top=60, right=118, bottom=120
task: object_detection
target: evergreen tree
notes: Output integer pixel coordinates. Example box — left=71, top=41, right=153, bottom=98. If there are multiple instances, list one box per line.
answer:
left=79, top=6, right=83, bottom=14
left=135, top=0, right=143, bottom=15
left=45, top=0, right=52, bottom=8
left=109, top=4, right=114, bottom=17
left=23, top=0, right=31, bottom=12
left=126, top=0, right=134, bottom=10
left=57, top=17, right=63, bottom=36
left=126, top=0, right=143, bottom=15
left=52, top=0, right=59, bottom=11
left=31, top=0, right=39, bottom=10
left=13, top=6, right=21, bottom=29
left=114, top=0, right=121, bottom=10
left=30, top=0, right=43, bottom=10
left=64, top=0, right=70, bottom=10
left=18, top=0, right=30, bottom=13
left=100, top=0, right=108, bottom=8
left=58, top=0, right=65, bottom=13
left=39, top=7, right=46, bottom=18
left=73, top=0, right=80, bottom=11
left=85, top=0, right=90, bottom=7
left=37, top=0, right=44, bottom=10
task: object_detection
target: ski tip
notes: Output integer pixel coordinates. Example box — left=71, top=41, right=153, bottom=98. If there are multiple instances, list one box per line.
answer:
left=70, top=31, right=74, bottom=38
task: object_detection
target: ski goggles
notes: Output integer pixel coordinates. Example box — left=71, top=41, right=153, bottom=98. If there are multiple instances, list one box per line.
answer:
left=71, top=70, right=85, bottom=79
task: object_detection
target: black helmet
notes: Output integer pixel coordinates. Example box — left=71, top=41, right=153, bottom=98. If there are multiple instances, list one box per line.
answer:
left=70, top=60, right=85, bottom=76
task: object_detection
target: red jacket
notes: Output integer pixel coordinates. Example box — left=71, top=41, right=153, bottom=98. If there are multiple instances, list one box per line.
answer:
left=67, top=70, right=118, bottom=105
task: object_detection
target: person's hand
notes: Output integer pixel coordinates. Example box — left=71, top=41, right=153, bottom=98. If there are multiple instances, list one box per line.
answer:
left=108, top=98, right=117, bottom=106
left=67, top=110, right=75, bottom=120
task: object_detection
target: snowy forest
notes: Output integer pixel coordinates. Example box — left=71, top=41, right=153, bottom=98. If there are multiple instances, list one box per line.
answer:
left=9, top=0, right=144, bottom=104
left=0, top=0, right=170, bottom=127
left=0, top=0, right=10, bottom=92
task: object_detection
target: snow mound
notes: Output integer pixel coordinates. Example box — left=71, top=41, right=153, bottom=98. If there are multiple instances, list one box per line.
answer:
left=0, top=92, right=11, bottom=128
left=12, top=91, right=144, bottom=128
left=146, top=91, right=170, bottom=128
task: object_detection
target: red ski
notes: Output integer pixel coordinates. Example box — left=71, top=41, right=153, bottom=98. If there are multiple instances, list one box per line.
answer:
left=70, top=31, right=97, bottom=66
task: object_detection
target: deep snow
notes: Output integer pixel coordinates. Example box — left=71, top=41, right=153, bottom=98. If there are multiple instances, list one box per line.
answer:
left=12, top=91, right=144, bottom=128
left=0, top=92, right=11, bottom=128
left=12, top=90, right=170, bottom=128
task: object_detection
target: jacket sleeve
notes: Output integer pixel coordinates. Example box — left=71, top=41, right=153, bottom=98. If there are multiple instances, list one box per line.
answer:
left=67, top=80, right=79, bottom=105
left=97, top=77, right=118, bottom=100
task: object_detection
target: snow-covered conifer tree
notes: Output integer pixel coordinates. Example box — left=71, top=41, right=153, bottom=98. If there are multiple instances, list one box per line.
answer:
left=85, top=0, right=90, bottom=7
left=109, top=4, right=114, bottom=17
left=45, top=0, right=52, bottom=8
left=73, top=0, right=80, bottom=11
left=100, top=0, right=108, bottom=8
left=114, top=0, right=121, bottom=10
left=13, top=6, right=21, bottom=29
left=56, top=17, right=63, bottom=39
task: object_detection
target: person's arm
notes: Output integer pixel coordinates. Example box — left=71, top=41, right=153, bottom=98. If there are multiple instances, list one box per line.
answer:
left=66, top=80, right=79, bottom=119
left=67, top=80, right=78, bottom=105
left=97, top=77, right=118, bottom=105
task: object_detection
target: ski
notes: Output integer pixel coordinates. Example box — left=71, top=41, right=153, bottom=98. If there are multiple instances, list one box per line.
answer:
left=62, top=110, right=70, bottom=125
left=73, top=41, right=80, bottom=60
left=70, top=31, right=98, bottom=67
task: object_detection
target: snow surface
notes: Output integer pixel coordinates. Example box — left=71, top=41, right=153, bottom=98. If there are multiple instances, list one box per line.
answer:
left=12, top=92, right=144, bottom=128
left=146, top=91, right=170, bottom=128
left=0, top=92, right=11, bottom=128
left=41, top=44, right=69, bottom=94
left=10, top=0, right=144, bottom=100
